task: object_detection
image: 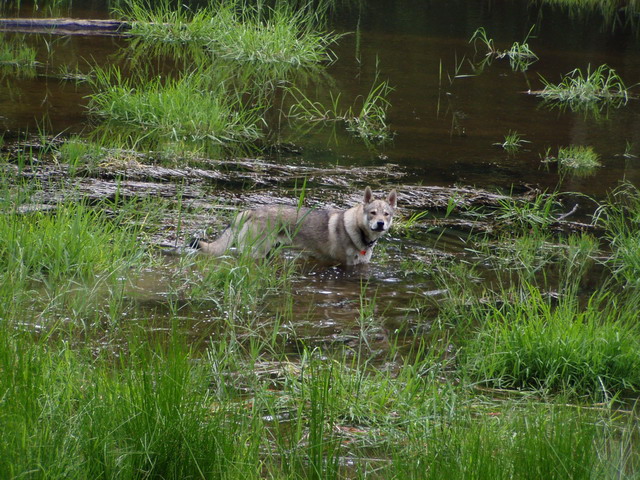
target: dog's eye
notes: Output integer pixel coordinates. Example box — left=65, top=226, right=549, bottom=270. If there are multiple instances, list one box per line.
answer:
left=384, top=212, right=390, bottom=216
left=370, top=211, right=377, bottom=215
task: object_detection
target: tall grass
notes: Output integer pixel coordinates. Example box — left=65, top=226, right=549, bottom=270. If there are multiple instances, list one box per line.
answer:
left=596, top=182, right=640, bottom=287
left=394, top=405, right=617, bottom=480
left=88, top=67, right=264, bottom=144
left=461, top=284, right=640, bottom=399
left=113, top=0, right=340, bottom=66
left=0, top=200, right=146, bottom=283
left=0, top=326, right=258, bottom=479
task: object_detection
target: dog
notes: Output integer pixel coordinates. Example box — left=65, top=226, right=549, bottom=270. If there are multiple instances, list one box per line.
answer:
left=189, top=187, right=397, bottom=266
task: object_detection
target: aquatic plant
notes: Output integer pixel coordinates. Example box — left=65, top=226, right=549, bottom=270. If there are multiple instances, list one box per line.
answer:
left=0, top=0, right=71, bottom=14
left=506, top=37, right=538, bottom=72
left=494, top=130, right=529, bottom=153
left=542, top=145, right=602, bottom=177
left=87, top=67, right=264, bottom=144
left=538, top=64, right=629, bottom=110
left=345, top=76, right=394, bottom=142
left=491, top=191, right=562, bottom=234
left=557, top=145, right=601, bottom=169
left=469, top=26, right=538, bottom=72
left=537, top=0, right=640, bottom=33
left=0, top=35, right=38, bottom=68
left=469, top=27, right=497, bottom=55
left=113, top=0, right=340, bottom=66
left=287, top=72, right=394, bottom=143
left=55, top=64, right=94, bottom=83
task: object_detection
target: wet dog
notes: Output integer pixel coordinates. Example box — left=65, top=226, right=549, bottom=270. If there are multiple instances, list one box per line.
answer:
left=190, top=187, right=397, bottom=266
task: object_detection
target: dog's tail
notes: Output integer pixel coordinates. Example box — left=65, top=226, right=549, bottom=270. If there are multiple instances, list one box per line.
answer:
left=188, top=226, right=235, bottom=256
left=187, top=236, right=202, bottom=250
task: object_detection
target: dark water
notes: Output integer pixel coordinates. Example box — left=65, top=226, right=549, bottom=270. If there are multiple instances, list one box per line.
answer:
left=3, top=0, right=640, bottom=349
left=3, top=1, right=640, bottom=193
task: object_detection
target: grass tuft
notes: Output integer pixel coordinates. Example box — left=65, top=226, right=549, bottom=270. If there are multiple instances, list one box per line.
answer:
left=542, top=145, right=602, bottom=174
left=0, top=201, right=146, bottom=283
left=113, top=0, right=340, bottom=66
left=0, top=35, right=38, bottom=67
left=87, top=67, right=264, bottom=144
left=494, top=130, right=529, bottom=153
left=469, top=26, right=538, bottom=72
left=287, top=71, right=394, bottom=143
left=557, top=145, right=601, bottom=169
left=462, top=284, right=640, bottom=399
left=538, top=64, right=629, bottom=111
left=596, top=183, right=640, bottom=287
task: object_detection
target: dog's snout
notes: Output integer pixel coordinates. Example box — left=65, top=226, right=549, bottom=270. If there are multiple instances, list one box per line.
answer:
left=376, top=220, right=386, bottom=229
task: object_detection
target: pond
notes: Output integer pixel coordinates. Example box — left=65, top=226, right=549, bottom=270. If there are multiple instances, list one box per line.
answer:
left=1, top=0, right=640, bottom=354
left=4, top=2, right=640, bottom=477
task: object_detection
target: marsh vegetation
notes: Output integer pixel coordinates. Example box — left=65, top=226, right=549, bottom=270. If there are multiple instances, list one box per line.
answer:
left=2, top=0, right=640, bottom=478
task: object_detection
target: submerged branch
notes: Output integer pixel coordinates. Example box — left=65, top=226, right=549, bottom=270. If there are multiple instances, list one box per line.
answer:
left=0, top=18, right=130, bottom=36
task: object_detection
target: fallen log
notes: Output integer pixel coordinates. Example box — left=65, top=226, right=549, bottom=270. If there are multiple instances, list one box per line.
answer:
left=0, top=17, right=131, bottom=36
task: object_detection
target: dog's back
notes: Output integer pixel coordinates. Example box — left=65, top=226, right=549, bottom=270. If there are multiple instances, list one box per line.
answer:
left=191, top=187, right=397, bottom=265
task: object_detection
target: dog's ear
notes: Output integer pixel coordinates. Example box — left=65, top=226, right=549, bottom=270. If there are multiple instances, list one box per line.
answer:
left=363, top=186, right=373, bottom=204
left=387, top=189, right=397, bottom=209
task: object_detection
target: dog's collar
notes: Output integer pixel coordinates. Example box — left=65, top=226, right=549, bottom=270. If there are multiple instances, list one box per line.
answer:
left=358, top=228, right=378, bottom=255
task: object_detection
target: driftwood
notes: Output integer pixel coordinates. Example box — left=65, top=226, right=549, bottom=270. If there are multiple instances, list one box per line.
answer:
left=0, top=18, right=130, bottom=36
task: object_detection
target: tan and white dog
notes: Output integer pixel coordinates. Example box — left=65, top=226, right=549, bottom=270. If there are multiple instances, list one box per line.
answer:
left=190, top=187, right=397, bottom=266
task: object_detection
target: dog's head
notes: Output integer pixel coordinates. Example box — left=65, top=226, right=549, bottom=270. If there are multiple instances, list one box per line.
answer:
left=362, top=186, right=397, bottom=234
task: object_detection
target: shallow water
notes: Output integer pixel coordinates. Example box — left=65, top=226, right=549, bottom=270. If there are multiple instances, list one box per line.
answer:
left=2, top=0, right=640, bottom=352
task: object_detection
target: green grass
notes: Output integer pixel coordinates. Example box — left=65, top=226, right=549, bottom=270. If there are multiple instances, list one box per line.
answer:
left=287, top=71, right=394, bottom=143
left=469, top=26, right=538, bottom=72
left=113, top=0, right=340, bottom=66
left=490, top=190, right=562, bottom=234
left=87, top=67, right=264, bottom=144
left=3, top=150, right=640, bottom=477
left=494, top=130, right=529, bottom=153
left=461, top=284, right=640, bottom=399
left=538, top=64, right=629, bottom=111
left=0, top=200, right=147, bottom=283
left=0, top=326, right=259, bottom=479
left=1, top=316, right=636, bottom=479
left=539, top=0, right=640, bottom=31
left=596, top=183, right=640, bottom=287
left=557, top=145, right=602, bottom=169
left=0, top=35, right=38, bottom=68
